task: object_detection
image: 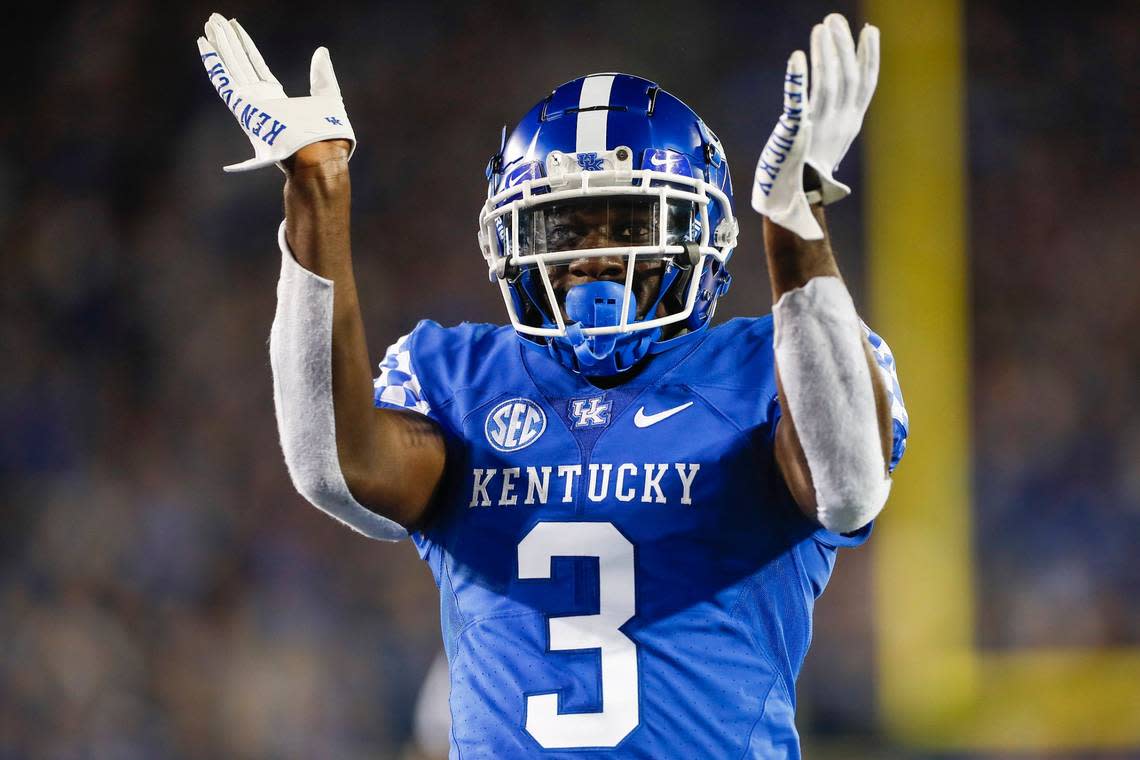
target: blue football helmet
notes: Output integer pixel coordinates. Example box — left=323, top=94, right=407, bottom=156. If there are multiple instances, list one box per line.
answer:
left=478, top=73, right=738, bottom=376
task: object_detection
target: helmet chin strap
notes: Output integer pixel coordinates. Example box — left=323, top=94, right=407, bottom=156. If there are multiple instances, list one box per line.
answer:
left=549, top=281, right=659, bottom=377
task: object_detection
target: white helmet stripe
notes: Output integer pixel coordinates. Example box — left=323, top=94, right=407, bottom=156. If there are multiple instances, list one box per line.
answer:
left=575, top=75, right=615, bottom=153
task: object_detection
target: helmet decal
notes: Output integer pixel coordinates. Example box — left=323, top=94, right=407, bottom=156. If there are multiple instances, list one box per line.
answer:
left=574, top=74, right=615, bottom=152
left=575, top=152, right=605, bottom=171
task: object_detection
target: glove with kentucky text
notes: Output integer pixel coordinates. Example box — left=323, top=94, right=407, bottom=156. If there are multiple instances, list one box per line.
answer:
left=751, top=13, right=880, bottom=239
left=804, top=14, right=879, bottom=205
left=197, top=12, right=355, bottom=173
left=750, top=49, right=822, bottom=239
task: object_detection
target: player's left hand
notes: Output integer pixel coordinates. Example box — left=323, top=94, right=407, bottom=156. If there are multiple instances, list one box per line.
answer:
left=805, top=14, right=879, bottom=205
left=197, top=12, right=355, bottom=173
left=750, top=50, right=822, bottom=239
left=751, top=14, right=879, bottom=240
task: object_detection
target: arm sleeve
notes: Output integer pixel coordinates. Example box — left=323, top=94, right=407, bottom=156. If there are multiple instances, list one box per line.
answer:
left=271, top=222, right=407, bottom=541
left=796, top=323, right=908, bottom=548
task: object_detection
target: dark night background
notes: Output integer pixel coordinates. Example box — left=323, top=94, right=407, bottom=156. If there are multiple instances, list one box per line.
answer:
left=2, top=1, right=1136, bottom=757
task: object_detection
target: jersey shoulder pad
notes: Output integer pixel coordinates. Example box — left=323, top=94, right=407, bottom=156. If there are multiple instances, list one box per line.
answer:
left=676, top=316, right=777, bottom=391
left=660, top=317, right=779, bottom=433
left=404, top=320, right=520, bottom=401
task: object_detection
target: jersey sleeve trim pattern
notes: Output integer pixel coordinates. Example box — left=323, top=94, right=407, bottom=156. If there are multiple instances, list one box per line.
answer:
left=798, top=323, right=906, bottom=548
left=373, top=332, right=432, bottom=415
left=862, top=323, right=908, bottom=471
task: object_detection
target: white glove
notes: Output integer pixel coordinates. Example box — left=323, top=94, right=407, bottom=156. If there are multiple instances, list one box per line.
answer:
left=805, top=14, right=880, bottom=204
left=750, top=50, right=822, bottom=240
left=751, top=14, right=880, bottom=239
left=197, top=13, right=355, bottom=173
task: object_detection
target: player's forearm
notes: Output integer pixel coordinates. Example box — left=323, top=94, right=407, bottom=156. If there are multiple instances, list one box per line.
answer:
left=283, top=142, right=354, bottom=277
left=763, top=209, right=891, bottom=454
left=764, top=209, right=894, bottom=526
left=279, top=148, right=444, bottom=527
left=202, top=18, right=438, bottom=533
left=281, top=147, right=389, bottom=512
left=762, top=207, right=840, bottom=301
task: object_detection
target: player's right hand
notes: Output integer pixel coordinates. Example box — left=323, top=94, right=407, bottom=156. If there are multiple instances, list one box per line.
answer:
left=197, top=13, right=356, bottom=173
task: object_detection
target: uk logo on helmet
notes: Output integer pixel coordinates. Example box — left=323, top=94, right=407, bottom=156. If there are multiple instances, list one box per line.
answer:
left=576, top=152, right=605, bottom=171
left=485, top=398, right=547, bottom=452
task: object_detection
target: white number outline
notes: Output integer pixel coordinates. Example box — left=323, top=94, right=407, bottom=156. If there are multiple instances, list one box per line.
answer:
left=517, top=521, right=640, bottom=748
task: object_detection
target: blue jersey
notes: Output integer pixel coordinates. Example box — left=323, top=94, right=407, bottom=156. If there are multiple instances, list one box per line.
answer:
left=372, top=317, right=908, bottom=759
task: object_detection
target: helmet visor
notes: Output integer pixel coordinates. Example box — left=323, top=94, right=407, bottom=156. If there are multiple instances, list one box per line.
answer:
left=510, top=196, right=696, bottom=258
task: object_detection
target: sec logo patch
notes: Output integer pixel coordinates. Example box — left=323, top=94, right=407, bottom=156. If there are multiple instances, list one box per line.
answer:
left=485, top=398, right=547, bottom=453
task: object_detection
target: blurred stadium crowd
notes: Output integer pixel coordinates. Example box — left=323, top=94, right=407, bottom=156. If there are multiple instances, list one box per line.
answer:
left=1, top=1, right=1136, bottom=757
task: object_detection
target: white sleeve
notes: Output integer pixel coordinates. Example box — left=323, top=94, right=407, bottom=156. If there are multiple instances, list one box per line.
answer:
left=270, top=221, right=408, bottom=542
left=773, top=276, right=892, bottom=535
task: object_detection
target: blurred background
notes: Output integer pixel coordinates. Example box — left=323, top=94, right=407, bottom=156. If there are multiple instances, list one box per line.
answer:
left=2, top=0, right=1136, bottom=758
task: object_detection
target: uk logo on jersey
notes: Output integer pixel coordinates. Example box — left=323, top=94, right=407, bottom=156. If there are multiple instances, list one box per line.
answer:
left=568, top=395, right=612, bottom=429
left=485, top=398, right=547, bottom=452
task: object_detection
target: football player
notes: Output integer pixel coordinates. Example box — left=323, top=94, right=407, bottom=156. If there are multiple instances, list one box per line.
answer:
left=199, top=10, right=907, bottom=758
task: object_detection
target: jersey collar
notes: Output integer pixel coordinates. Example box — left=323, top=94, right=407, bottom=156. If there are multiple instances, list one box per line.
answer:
left=517, top=324, right=709, bottom=397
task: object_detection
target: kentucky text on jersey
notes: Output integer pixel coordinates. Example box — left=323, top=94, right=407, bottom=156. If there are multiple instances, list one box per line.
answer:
left=200, top=53, right=287, bottom=146
left=469, top=463, right=702, bottom=507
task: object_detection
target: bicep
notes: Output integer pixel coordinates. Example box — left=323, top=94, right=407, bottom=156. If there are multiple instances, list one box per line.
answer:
left=355, top=331, right=448, bottom=529
left=359, top=407, right=447, bottom=529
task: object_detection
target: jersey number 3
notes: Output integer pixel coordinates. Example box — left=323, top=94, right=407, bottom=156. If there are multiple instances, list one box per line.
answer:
left=517, top=521, right=639, bottom=748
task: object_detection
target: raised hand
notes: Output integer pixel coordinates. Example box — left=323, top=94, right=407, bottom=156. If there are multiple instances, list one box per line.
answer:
left=197, top=12, right=355, bottom=173
left=751, top=13, right=880, bottom=239
left=751, top=50, right=822, bottom=240
left=805, top=14, right=879, bottom=204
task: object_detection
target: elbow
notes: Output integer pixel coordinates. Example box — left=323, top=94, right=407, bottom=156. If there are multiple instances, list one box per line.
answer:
left=815, top=476, right=892, bottom=535
left=284, top=458, right=409, bottom=542
left=338, top=462, right=433, bottom=531
left=291, top=471, right=345, bottom=512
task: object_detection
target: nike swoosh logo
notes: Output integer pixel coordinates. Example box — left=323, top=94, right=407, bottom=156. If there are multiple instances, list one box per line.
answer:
left=633, top=402, right=694, bottom=428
